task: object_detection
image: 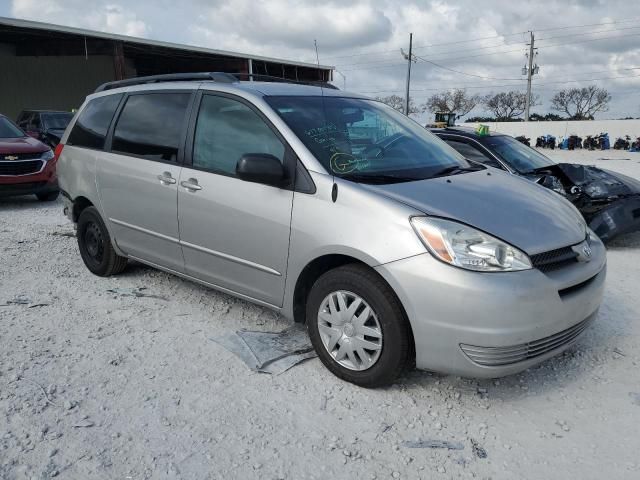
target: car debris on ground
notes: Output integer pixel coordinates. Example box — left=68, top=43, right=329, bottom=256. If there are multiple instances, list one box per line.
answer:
left=212, top=324, right=317, bottom=374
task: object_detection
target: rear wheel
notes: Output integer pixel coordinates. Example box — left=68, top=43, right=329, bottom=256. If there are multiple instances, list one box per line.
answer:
left=77, top=206, right=127, bottom=276
left=36, top=191, right=59, bottom=202
left=306, top=264, right=411, bottom=388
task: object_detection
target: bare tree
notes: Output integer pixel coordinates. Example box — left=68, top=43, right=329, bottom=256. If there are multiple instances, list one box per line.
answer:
left=423, top=89, right=480, bottom=117
left=550, top=86, right=611, bottom=120
left=482, top=91, right=540, bottom=120
left=375, top=95, right=419, bottom=115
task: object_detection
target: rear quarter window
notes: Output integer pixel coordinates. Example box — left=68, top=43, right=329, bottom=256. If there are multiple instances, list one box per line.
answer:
left=67, top=94, right=123, bottom=150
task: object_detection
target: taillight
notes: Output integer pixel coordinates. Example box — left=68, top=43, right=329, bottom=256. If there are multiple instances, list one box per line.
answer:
left=53, top=143, right=64, bottom=162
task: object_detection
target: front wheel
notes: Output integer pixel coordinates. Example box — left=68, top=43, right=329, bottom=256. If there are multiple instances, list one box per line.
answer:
left=77, top=206, right=127, bottom=276
left=306, top=264, right=411, bottom=388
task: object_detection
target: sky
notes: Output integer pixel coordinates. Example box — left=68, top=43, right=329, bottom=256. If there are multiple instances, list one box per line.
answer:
left=5, top=0, right=640, bottom=122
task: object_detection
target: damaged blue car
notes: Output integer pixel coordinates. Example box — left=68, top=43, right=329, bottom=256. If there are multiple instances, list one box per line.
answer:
left=432, top=126, right=640, bottom=243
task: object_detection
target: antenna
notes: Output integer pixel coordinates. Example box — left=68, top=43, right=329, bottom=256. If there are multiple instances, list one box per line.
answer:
left=314, top=39, right=321, bottom=80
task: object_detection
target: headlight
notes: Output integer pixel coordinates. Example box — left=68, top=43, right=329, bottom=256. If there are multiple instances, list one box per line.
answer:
left=584, top=182, right=607, bottom=198
left=41, top=150, right=54, bottom=161
left=410, top=217, right=532, bottom=272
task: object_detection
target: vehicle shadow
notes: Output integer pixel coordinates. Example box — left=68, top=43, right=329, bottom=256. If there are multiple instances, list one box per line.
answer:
left=0, top=195, right=58, bottom=210
left=606, top=230, right=640, bottom=249
left=118, top=259, right=630, bottom=405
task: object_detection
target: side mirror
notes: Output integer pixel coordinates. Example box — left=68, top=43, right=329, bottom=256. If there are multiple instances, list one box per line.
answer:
left=236, top=153, right=286, bottom=187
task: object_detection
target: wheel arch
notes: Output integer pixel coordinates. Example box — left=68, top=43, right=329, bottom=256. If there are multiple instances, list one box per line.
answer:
left=72, top=195, right=94, bottom=222
left=291, top=253, right=415, bottom=366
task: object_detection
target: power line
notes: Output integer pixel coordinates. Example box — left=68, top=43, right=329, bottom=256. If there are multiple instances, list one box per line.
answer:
left=533, top=17, right=640, bottom=33
left=413, top=54, right=522, bottom=80
left=536, top=24, right=640, bottom=42
left=357, top=72, right=640, bottom=95
left=321, top=31, right=527, bottom=61
left=533, top=73, right=640, bottom=86
left=332, top=36, right=531, bottom=67
left=322, top=17, right=640, bottom=63
left=339, top=46, right=527, bottom=71
left=332, top=38, right=527, bottom=67
left=537, top=31, right=640, bottom=49
left=340, top=30, right=640, bottom=72
left=360, top=83, right=526, bottom=94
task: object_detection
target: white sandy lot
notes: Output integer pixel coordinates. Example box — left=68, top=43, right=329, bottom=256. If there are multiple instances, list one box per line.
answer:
left=1, top=149, right=639, bottom=480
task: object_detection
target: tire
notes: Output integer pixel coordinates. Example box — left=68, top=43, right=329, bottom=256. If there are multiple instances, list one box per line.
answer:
left=36, top=190, right=59, bottom=202
left=77, top=206, right=127, bottom=276
left=306, top=264, right=411, bottom=388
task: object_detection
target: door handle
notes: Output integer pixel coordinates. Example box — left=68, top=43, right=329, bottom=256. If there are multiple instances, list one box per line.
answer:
left=157, top=172, right=177, bottom=185
left=180, top=178, right=202, bottom=192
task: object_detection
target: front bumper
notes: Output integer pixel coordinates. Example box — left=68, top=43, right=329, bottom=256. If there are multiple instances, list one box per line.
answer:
left=0, top=158, right=58, bottom=198
left=0, top=181, right=58, bottom=198
left=588, top=195, right=640, bottom=243
left=375, top=237, right=606, bottom=378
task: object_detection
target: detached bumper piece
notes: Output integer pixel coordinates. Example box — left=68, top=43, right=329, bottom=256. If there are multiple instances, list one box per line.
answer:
left=589, top=196, right=640, bottom=243
left=460, top=314, right=595, bottom=367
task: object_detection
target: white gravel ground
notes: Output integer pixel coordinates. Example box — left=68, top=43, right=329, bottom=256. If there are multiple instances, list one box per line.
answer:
left=1, top=150, right=639, bottom=480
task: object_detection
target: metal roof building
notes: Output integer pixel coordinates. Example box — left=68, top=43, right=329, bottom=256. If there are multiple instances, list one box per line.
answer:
left=0, top=17, right=334, bottom=119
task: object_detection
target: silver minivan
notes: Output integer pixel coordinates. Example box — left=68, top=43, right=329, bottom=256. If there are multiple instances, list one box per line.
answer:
left=57, top=73, right=606, bottom=387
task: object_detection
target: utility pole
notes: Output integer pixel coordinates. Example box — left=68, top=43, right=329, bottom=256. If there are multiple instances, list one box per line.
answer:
left=402, top=33, right=415, bottom=116
left=524, top=31, right=536, bottom=121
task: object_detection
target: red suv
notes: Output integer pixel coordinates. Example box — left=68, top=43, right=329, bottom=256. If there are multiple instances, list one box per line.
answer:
left=0, top=114, right=60, bottom=201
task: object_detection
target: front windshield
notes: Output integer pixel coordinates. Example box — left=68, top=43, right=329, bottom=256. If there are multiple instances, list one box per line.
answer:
left=0, top=117, right=25, bottom=138
left=265, top=96, right=478, bottom=183
left=42, top=113, right=73, bottom=130
left=482, top=135, right=555, bottom=174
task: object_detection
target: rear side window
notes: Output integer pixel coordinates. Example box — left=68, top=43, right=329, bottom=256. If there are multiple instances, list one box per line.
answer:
left=16, top=112, right=31, bottom=126
left=67, top=94, right=122, bottom=150
left=112, top=93, right=191, bottom=162
left=444, top=139, right=504, bottom=169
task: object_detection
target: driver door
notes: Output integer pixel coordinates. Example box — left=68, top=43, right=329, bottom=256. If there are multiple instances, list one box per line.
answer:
left=177, top=93, right=295, bottom=307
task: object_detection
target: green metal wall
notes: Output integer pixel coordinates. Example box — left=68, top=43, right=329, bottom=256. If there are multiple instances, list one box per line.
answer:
left=0, top=54, right=116, bottom=120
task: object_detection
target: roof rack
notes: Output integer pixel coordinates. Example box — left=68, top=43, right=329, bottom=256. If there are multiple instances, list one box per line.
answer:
left=234, top=73, right=339, bottom=89
left=94, top=72, right=238, bottom=93
left=94, top=71, right=339, bottom=93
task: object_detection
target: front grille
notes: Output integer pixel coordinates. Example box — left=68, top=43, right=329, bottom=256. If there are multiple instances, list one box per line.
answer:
left=0, top=160, right=43, bottom=176
left=558, top=273, right=598, bottom=298
left=530, top=246, right=579, bottom=273
left=1, top=152, right=42, bottom=160
left=460, top=316, right=594, bottom=367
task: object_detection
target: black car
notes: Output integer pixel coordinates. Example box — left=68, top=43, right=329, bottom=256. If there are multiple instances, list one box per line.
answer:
left=16, top=110, right=74, bottom=148
left=431, top=126, right=640, bottom=243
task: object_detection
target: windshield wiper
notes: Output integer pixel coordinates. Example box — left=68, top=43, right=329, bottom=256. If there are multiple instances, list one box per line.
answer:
left=432, top=165, right=482, bottom=178
left=340, top=173, right=418, bottom=184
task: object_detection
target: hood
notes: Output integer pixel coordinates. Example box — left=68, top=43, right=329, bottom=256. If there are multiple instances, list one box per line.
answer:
left=0, top=136, right=49, bottom=154
left=365, top=169, right=586, bottom=255
left=552, top=163, right=640, bottom=199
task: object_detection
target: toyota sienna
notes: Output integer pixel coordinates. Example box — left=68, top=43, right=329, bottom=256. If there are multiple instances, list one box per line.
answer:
left=57, top=73, right=606, bottom=387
